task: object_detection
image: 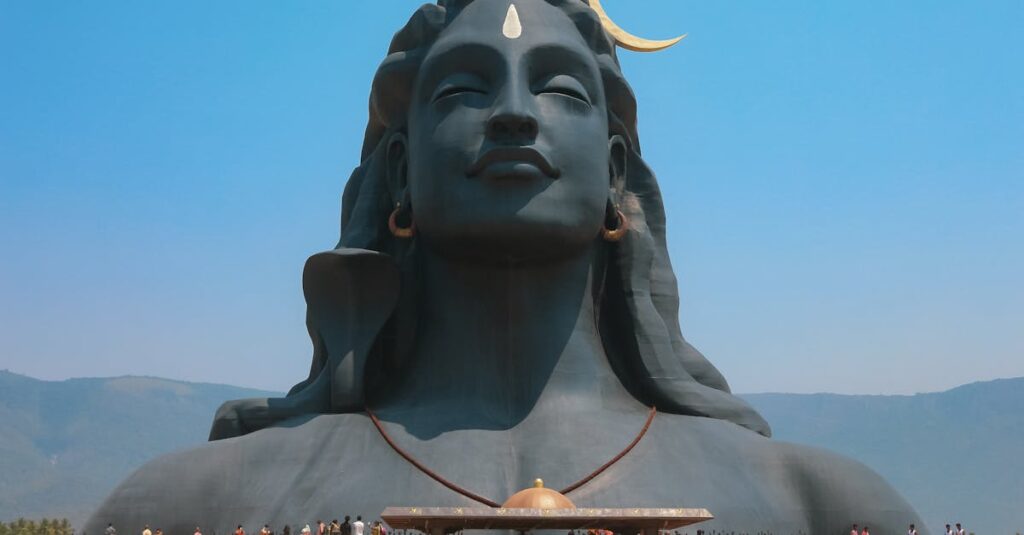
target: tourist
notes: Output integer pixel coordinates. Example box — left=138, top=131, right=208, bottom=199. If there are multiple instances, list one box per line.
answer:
left=340, top=517, right=351, bottom=535
left=956, top=523, right=965, bottom=535
left=283, top=525, right=291, bottom=535
left=945, top=524, right=954, bottom=535
left=106, top=524, right=117, bottom=535
left=142, top=525, right=152, bottom=535
left=317, top=521, right=325, bottom=535
left=194, top=526, right=202, bottom=535
left=370, top=522, right=384, bottom=535
left=908, top=524, right=918, bottom=535
left=861, top=527, right=870, bottom=535
left=352, top=517, right=364, bottom=535
left=235, top=525, right=245, bottom=535
left=261, top=524, right=272, bottom=535
left=851, top=524, right=859, bottom=535
left=330, top=519, right=341, bottom=535
left=155, top=529, right=163, bottom=535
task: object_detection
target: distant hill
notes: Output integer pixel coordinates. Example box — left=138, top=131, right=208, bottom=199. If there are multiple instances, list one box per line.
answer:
left=0, top=370, right=1020, bottom=535
left=742, top=378, right=1024, bottom=535
left=0, top=370, right=278, bottom=527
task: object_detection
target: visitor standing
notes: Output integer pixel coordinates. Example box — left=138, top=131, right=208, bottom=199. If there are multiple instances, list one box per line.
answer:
left=235, top=525, right=245, bottom=535
left=352, top=517, right=364, bottom=535
left=330, top=519, right=341, bottom=535
left=194, top=526, right=202, bottom=535
left=956, top=523, right=965, bottom=535
left=945, top=524, right=953, bottom=535
left=340, top=517, right=351, bottom=535
left=261, top=524, right=272, bottom=535
left=861, top=527, right=870, bottom=535
left=106, top=524, right=117, bottom=535
left=317, top=521, right=325, bottom=535
left=851, top=524, right=859, bottom=535
left=142, top=525, right=152, bottom=535
left=908, top=524, right=917, bottom=535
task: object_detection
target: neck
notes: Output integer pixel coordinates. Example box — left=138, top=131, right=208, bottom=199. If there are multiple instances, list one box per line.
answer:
left=380, top=245, right=638, bottom=426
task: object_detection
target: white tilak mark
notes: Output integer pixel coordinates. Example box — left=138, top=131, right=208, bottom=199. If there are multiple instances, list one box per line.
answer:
left=502, top=4, right=522, bottom=39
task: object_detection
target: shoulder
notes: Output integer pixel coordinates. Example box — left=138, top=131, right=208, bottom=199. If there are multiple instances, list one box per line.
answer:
left=87, top=413, right=379, bottom=533
left=768, top=439, right=924, bottom=531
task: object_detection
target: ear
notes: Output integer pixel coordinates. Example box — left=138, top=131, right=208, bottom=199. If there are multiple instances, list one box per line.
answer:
left=385, top=132, right=409, bottom=204
left=608, top=134, right=628, bottom=198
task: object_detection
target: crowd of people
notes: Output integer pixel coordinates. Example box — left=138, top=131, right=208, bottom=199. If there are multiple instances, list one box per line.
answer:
left=102, top=520, right=983, bottom=535
left=102, top=515, right=388, bottom=535
left=848, top=522, right=970, bottom=535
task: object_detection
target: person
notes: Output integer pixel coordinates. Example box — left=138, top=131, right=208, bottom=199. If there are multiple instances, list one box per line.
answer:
left=851, top=524, right=859, bottom=535
left=236, top=526, right=245, bottom=535
left=194, top=526, right=202, bottom=535
left=317, top=521, right=325, bottom=535
left=340, top=517, right=351, bottom=535
left=329, top=520, right=340, bottom=535
left=956, top=523, right=965, bottom=535
left=86, top=2, right=928, bottom=534
left=261, top=525, right=271, bottom=535
left=105, top=524, right=116, bottom=535
left=861, top=527, right=870, bottom=535
left=155, top=529, right=163, bottom=535
left=945, top=524, right=953, bottom=535
left=302, top=526, right=312, bottom=535
left=908, top=524, right=917, bottom=535
left=142, top=526, right=152, bottom=535
left=370, top=522, right=383, bottom=535
left=352, top=517, right=364, bottom=535
left=283, top=526, right=291, bottom=535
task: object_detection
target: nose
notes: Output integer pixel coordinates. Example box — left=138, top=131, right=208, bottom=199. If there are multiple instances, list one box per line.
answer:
left=486, top=89, right=538, bottom=143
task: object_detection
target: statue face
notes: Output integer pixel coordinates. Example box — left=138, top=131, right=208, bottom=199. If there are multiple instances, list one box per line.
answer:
left=406, top=0, right=612, bottom=263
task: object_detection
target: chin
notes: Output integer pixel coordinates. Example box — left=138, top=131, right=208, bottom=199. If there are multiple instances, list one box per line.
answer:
left=421, top=218, right=600, bottom=266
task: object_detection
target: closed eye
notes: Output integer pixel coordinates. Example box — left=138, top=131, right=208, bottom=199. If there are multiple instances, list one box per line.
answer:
left=434, top=86, right=486, bottom=101
left=431, top=73, right=489, bottom=102
left=536, top=74, right=591, bottom=104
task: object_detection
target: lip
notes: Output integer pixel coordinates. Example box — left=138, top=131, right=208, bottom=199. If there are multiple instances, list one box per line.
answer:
left=467, top=147, right=561, bottom=179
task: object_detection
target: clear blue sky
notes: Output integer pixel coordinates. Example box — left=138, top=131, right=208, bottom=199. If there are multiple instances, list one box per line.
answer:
left=1, top=1, right=1021, bottom=394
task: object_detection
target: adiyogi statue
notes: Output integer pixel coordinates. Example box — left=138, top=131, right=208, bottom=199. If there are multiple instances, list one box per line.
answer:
left=88, top=2, right=926, bottom=534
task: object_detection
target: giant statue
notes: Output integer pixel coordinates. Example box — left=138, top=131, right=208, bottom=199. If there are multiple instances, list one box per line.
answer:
left=87, top=2, right=926, bottom=534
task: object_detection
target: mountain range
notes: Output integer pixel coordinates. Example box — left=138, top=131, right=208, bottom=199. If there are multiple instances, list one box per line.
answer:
left=0, top=370, right=1020, bottom=535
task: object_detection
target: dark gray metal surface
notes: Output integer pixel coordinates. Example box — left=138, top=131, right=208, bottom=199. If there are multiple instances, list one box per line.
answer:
left=86, top=2, right=927, bottom=534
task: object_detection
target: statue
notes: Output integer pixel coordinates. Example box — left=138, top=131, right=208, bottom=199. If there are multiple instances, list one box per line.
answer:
left=86, top=2, right=927, bottom=534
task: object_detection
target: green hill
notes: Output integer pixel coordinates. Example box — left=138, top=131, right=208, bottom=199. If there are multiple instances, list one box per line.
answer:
left=0, top=370, right=278, bottom=527
left=1, top=370, right=1020, bottom=534
left=742, top=378, right=1024, bottom=535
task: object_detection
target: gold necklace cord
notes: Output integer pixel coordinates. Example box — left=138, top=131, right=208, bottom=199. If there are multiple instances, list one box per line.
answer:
left=365, top=405, right=657, bottom=506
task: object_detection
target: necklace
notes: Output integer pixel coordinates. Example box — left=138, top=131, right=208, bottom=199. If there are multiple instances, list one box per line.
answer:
left=366, top=405, right=657, bottom=507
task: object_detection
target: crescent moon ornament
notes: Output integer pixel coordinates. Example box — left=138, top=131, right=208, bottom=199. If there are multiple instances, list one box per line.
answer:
left=588, top=0, right=687, bottom=53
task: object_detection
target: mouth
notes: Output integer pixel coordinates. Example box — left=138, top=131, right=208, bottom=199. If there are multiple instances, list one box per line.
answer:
left=467, top=147, right=561, bottom=179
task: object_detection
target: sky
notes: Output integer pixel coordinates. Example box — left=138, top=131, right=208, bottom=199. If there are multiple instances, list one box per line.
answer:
left=1, top=1, right=1021, bottom=395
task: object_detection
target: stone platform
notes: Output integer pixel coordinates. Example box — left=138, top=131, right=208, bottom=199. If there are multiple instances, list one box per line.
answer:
left=381, top=506, right=713, bottom=533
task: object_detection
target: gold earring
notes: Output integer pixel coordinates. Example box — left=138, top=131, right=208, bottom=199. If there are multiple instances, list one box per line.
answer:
left=388, top=204, right=415, bottom=238
left=601, top=208, right=628, bottom=242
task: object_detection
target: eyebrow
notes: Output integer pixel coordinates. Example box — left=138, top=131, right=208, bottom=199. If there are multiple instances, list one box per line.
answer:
left=420, top=41, right=505, bottom=86
left=419, top=39, right=601, bottom=94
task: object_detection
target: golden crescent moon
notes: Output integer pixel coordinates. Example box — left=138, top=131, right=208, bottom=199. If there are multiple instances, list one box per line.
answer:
left=589, top=0, right=686, bottom=53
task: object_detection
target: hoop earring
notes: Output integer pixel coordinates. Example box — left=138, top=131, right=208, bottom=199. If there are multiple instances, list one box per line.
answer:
left=388, top=204, right=415, bottom=238
left=601, top=209, right=628, bottom=242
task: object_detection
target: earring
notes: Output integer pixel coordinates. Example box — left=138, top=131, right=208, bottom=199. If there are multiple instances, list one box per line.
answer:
left=601, top=208, right=628, bottom=242
left=388, top=203, right=415, bottom=238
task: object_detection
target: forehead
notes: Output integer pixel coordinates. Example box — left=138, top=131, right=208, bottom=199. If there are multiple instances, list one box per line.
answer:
left=423, top=0, right=598, bottom=73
